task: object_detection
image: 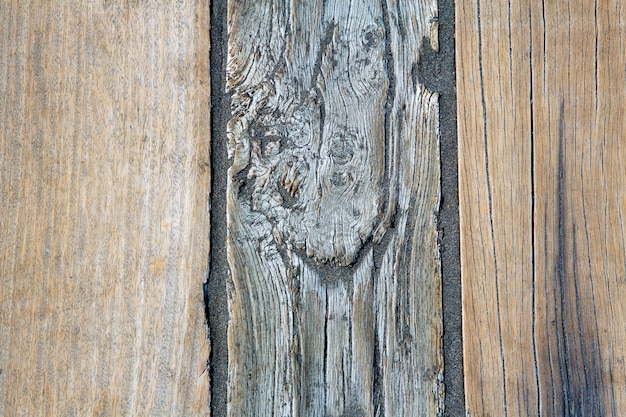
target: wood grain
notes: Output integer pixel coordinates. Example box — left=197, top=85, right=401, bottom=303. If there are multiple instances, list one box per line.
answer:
left=0, top=2, right=211, bottom=415
left=226, top=0, right=442, bottom=415
left=457, top=0, right=626, bottom=414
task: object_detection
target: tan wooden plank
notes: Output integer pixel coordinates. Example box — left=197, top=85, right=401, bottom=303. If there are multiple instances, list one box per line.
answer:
left=0, top=2, right=211, bottom=415
left=457, top=0, right=535, bottom=414
left=226, top=0, right=442, bottom=415
left=458, top=0, right=626, bottom=414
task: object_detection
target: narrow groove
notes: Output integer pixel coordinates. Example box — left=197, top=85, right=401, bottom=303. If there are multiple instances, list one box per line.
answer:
left=476, top=0, right=509, bottom=415
left=539, top=4, right=559, bottom=413
left=557, top=100, right=572, bottom=414
left=528, top=4, right=541, bottom=414
left=376, top=0, right=398, bottom=241
left=371, top=1, right=397, bottom=411
left=207, top=0, right=230, bottom=415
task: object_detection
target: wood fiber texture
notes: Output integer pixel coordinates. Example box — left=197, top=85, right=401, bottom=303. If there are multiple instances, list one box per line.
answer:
left=457, top=0, right=626, bottom=415
left=226, top=0, right=442, bottom=416
left=0, top=2, right=211, bottom=415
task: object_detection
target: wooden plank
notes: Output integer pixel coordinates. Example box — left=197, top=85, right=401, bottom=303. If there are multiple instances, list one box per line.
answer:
left=0, top=2, right=211, bottom=415
left=226, top=0, right=442, bottom=415
left=456, top=0, right=534, bottom=414
left=457, top=0, right=626, bottom=414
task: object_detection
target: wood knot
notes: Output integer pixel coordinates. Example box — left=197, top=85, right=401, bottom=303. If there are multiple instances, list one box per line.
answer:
left=361, top=24, right=383, bottom=49
left=329, top=133, right=355, bottom=165
left=330, top=170, right=354, bottom=188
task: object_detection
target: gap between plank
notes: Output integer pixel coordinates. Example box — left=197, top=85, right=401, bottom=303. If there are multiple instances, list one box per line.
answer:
left=206, top=0, right=229, bottom=415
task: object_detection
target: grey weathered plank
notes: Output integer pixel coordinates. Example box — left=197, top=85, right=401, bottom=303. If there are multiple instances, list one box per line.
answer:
left=226, top=0, right=442, bottom=415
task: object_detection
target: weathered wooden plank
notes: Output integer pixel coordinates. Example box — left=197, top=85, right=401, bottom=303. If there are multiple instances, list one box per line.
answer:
left=458, top=0, right=626, bottom=414
left=226, top=0, right=442, bottom=415
left=0, top=2, right=211, bottom=415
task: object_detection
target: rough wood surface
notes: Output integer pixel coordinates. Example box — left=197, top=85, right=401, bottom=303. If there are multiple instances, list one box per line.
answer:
left=0, top=2, right=211, bottom=415
left=226, top=0, right=442, bottom=415
left=457, top=0, right=626, bottom=415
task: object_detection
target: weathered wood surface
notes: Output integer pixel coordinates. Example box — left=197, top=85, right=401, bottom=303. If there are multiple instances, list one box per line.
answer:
left=226, top=0, right=442, bottom=415
left=458, top=0, right=626, bottom=415
left=0, top=2, right=211, bottom=415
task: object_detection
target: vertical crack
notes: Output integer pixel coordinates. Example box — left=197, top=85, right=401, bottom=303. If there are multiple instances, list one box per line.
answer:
left=556, top=99, right=571, bottom=414
left=476, top=0, right=508, bottom=414
left=528, top=3, right=541, bottom=413
left=373, top=0, right=398, bottom=243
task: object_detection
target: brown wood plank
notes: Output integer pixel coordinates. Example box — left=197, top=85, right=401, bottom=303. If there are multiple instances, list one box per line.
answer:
left=226, top=0, right=442, bottom=415
left=458, top=0, right=626, bottom=414
left=0, top=2, right=211, bottom=415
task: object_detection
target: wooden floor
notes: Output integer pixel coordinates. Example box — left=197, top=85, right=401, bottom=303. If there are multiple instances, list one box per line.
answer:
left=1, top=0, right=626, bottom=416
left=457, top=0, right=626, bottom=415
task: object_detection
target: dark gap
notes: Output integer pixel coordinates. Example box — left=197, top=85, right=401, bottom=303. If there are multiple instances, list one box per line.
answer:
left=206, top=0, right=229, bottom=415
left=417, top=0, right=465, bottom=414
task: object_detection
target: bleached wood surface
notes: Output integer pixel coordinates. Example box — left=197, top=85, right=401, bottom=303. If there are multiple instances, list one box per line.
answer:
left=458, top=0, right=626, bottom=414
left=0, top=2, right=211, bottom=415
left=226, top=0, right=442, bottom=415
